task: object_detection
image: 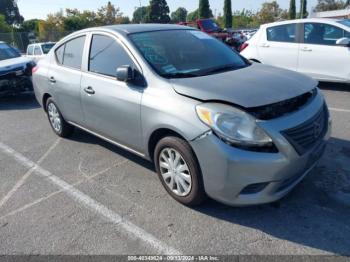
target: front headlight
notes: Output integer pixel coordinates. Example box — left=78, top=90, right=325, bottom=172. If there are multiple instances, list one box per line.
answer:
left=196, top=103, right=273, bottom=147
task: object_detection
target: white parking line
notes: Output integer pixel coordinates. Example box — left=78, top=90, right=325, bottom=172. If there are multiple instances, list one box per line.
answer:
left=329, top=107, right=350, bottom=113
left=0, top=141, right=181, bottom=255
left=0, top=139, right=60, bottom=209
left=0, top=159, right=129, bottom=221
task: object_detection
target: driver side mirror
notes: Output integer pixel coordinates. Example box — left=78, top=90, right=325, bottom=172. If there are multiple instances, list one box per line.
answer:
left=116, top=65, right=135, bottom=82
left=336, top=37, right=350, bottom=47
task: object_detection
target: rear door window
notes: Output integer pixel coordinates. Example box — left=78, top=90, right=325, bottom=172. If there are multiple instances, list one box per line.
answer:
left=304, top=23, right=344, bottom=45
left=62, top=36, right=86, bottom=69
left=55, top=36, right=86, bottom=69
left=267, top=24, right=296, bottom=43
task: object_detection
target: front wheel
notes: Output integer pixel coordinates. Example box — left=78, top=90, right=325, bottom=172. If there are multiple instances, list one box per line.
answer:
left=46, top=98, right=74, bottom=138
left=154, top=136, right=207, bottom=206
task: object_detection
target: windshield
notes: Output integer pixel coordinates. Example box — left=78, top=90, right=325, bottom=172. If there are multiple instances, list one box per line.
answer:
left=338, top=19, right=350, bottom=28
left=0, top=43, right=21, bottom=61
left=129, top=30, right=248, bottom=79
left=41, top=43, right=55, bottom=54
left=201, top=19, right=220, bottom=32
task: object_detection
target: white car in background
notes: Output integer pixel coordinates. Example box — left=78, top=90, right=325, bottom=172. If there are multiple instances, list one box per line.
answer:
left=26, top=42, right=56, bottom=62
left=240, top=18, right=350, bottom=83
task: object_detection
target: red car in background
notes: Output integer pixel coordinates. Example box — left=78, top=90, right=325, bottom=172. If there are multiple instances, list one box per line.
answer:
left=178, top=19, right=242, bottom=50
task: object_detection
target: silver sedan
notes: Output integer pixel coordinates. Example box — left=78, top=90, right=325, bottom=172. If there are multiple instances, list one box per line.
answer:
left=32, top=24, right=331, bottom=206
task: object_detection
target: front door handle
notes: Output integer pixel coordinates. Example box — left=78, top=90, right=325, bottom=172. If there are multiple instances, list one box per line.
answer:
left=49, top=77, right=56, bottom=83
left=84, top=86, right=95, bottom=95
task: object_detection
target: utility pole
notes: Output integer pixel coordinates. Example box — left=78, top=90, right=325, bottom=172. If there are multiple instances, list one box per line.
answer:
left=139, top=0, right=143, bottom=23
left=300, top=0, right=304, bottom=19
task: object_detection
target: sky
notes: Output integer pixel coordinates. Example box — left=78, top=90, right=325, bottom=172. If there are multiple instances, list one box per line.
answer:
left=17, top=0, right=319, bottom=20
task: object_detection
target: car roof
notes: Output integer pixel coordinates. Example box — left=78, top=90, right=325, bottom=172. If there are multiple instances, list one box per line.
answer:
left=261, top=18, right=341, bottom=27
left=73, top=23, right=193, bottom=37
left=106, top=24, right=192, bottom=34
left=28, top=42, right=56, bottom=46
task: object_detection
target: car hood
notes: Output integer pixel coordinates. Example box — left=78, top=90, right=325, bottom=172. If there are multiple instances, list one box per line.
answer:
left=0, top=57, right=33, bottom=73
left=170, top=63, right=318, bottom=108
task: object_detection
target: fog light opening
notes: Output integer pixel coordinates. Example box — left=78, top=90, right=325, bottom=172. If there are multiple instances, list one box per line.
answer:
left=240, top=183, right=269, bottom=195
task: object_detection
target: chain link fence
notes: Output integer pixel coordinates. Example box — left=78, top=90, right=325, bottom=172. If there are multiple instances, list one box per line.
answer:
left=0, top=31, right=72, bottom=52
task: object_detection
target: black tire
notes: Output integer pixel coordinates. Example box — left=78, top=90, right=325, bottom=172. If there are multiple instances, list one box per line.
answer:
left=154, top=136, right=207, bottom=206
left=46, top=98, right=74, bottom=138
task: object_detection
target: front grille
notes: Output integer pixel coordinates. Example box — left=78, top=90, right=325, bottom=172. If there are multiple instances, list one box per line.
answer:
left=282, top=104, right=328, bottom=155
left=247, top=88, right=317, bottom=120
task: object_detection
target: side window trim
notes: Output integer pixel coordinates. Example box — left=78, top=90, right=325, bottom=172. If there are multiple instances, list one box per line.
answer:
left=54, top=34, right=86, bottom=71
left=296, top=23, right=304, bottom=44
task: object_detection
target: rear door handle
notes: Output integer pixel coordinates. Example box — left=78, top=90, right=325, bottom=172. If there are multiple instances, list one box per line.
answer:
left=260, top=43, right=270, bottom=48
left=84, top=86, right=95, bottom=95
left=49, top=77, right=56, bottom=83
left=301, top=47, right=312, bottom=52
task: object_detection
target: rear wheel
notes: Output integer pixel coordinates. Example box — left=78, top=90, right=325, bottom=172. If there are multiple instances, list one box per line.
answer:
left=46, top=98, right=74, bottom=138
left=154, top=136, right=206, bottom=206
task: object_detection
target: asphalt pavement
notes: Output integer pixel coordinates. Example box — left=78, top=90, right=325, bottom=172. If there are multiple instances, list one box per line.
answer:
left=0, top=84, right=349, bottom=256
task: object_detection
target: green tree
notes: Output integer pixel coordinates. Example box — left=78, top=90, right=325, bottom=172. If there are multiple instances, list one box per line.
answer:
left=171, top=7, right=188, bottom=23
left=0, top=14, right=11, bottom=32
left=97, top=1, right=123, bottom=25
left=289, top=0, right=296, bottom=19
left=38, top=11, right=65, bottom=42
left=187, top=10, right=199, bottom=21
left=133, top=6, right=149, bottom=23
left=314, top=0, right=346, bottom=11
left=148, top=0, right=170, bottom=23
left=115, top=16, right=131, bottom=24
left=19, top=19, right=42, bottom=33
left=199, top=0, right=211, bottom=18
left=223, top=0, right=233, bottom=28
left=257, top=1, right=284, bottom=24
left=62, top=9, right=99, bottom=31
left=300, top=0, right=308, bottom=18
left=231, top=9, right=259, bottom=29
left=187, top=8, right=213, bottom=21
left=0, top=0, right=23, bottom=25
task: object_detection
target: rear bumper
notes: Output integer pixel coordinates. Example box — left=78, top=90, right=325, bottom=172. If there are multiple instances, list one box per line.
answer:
left=190, top=92, right=331, bottom=206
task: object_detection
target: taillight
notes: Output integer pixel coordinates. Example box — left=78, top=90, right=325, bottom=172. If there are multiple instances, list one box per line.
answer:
left=32, top=66, right=38, bottom=74
left=240, top=43, right=249, bottom=52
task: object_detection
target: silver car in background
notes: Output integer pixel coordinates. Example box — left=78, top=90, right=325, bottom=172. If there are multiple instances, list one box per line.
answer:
left=32, top=24, right=331, bottom=206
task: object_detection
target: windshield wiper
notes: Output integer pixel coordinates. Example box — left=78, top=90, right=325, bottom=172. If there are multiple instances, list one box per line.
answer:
left=198, top=64, right=245, bottom=76
left=162, top=72, right=200, bottom=79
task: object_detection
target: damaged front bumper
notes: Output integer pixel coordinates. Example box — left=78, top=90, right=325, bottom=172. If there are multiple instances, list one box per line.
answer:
left=0, top=68, right=33, bottom=97
left=190, top=91, right=331, bottom=206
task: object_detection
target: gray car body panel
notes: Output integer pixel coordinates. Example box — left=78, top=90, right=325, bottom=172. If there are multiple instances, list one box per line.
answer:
left=171, top=63, right=318, bottom=107
left=32, top=24, right=330, bottom=206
